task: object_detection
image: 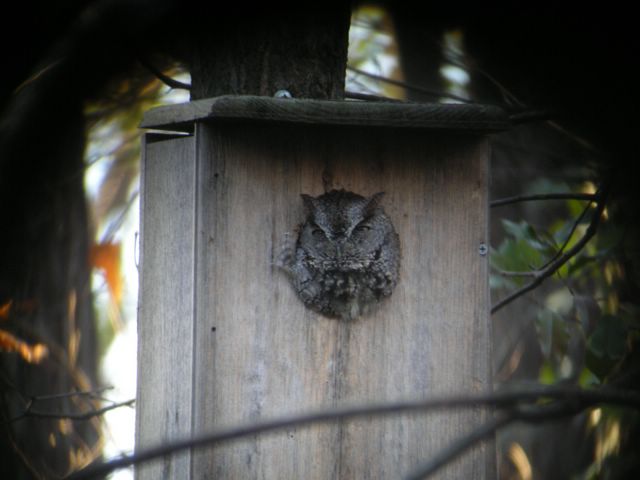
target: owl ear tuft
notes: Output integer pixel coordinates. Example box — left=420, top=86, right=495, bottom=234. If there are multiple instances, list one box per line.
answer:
left=364, top=192, right=385, bottom=215
left=301, top=194, right=316, bottom=215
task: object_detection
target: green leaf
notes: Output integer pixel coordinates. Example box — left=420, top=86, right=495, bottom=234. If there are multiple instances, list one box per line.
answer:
left=595, top=222, right=623, bottom=252
left=501, top=219, right=553, bottom=253
left=577, top=367, right=600, bottom=387
left=587, top=315, right=628, bottom=360
left=539, top=360, right=557, bottom=385
left=552, top=219, right=589, bottom=250
left=586, top=349, right=617, bottom=381
left=566, top=197, right=590, bottom=218
left=567, top=254, right=597, bottom=275
left=492, top=238, right=543, bottom=270
left=501, top=219, right=528, bottom=240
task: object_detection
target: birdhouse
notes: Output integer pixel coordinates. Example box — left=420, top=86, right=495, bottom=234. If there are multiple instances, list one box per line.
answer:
left=136, top=96, right=508, bottom=479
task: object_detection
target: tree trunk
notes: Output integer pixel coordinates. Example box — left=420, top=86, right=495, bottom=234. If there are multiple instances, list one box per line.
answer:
left=0, top=99, right=98, bottom=478
left=188, top=5, right=351, bottom=100
left=386, top=4, right=447, bottom=102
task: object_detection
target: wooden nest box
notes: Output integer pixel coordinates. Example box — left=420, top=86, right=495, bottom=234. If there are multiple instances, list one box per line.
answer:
left=136, top=96, right=508, bottom=479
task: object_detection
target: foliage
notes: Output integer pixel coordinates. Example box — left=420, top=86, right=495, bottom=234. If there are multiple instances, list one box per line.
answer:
left=347, top=6, right=404, bottom=99
left=490, top=180, right=640, bottom=476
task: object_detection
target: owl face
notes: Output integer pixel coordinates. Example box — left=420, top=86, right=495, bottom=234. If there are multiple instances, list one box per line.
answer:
left=286, top=189, right=400, bottom=319
left=298, top=190, right=389, bottom=271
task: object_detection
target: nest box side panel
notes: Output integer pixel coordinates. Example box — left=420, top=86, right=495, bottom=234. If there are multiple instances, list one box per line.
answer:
left=136, top=135, right=196, bottom=479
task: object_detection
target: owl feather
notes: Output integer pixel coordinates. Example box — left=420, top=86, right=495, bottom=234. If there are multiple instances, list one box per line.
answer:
left=283, top=189, right=400, bottom=320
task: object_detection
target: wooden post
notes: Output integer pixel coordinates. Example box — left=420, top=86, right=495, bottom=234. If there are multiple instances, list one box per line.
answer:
left=136, top=96, right=508, bottom=479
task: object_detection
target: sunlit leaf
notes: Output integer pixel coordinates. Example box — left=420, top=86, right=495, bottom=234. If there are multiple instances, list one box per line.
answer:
left=507, top=443, right=533, bottom=480
left=0, top=298, right=38, bottom=320
left=0, top=300, right=11, bottom=321
left=566, top=198, right=589, bottom=218
left=578, top=367, right=600, bottom=387
left=552, top=221, right=589, bottom=251
left=0, top=329, right=48, bottom=363
left=539, top=360, right=557, bottom=385
left=89, top=243, right=123, bottom=303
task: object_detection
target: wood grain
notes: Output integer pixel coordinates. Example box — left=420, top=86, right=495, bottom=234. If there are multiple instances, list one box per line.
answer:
left=183, top=124, right=493, bottom=478
left=140, top=95, right=510, bottom=133
left=137, top=96, right=495, bottom=476
left=136, top=135, right=196, bottom=479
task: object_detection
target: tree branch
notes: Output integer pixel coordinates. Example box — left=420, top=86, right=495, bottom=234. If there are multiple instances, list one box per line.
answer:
left=495, top=269, right=538, bottom=278
left=22, top=386, right=114, bottom=402
left=537, top=194, right=594, bottom=270
left=406, top=397, right=596, bottom=480
left=9, top=398, right=135, bottom=423
left=345, top=90, right=402, bottom=102
left=490, top=192, right=597, bottom=208
left=405, top=412, right=516, bottom=480
left=347, top=65, right=474, bottom=104
left=66, top=384, right=640, bottom=480
left=138, top=57, right=191, bottom=91
left=491, top=185, right=608, bottom=313
left=507, top=109, right=557, bottom=124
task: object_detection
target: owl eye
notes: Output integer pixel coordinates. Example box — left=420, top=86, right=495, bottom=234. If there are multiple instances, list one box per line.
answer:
left=311, top=227, right=325, bottom=237
left=354, top=224, right=371, bottom=232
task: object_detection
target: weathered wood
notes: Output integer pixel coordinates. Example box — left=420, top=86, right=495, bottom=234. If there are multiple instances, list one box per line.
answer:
left=137, top=100, right=494, bottom=478
left=140, top=95, right=510, bottom=133
left=136, top=135, right=196, bottom=479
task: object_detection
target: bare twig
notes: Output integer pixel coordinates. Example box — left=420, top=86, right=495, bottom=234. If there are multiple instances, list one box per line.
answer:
left=345, top=90, right=402, bottom=102
left=101, top=190, right=139, bottom=243
left=547, top=120, right=600, bottom=153
left=67, top=384, right=640, bottom=480
left=495, top=269, right=538, bottom=278
left=491, top=185, right=609, bottom=313
left=508, top=110, right=557, bottom=124
left=406, top=398, right=590, bottom=480
left=405, top=412, right=516, bottom=480
left=24, top=386, right=114, bottom=402
left=440, top=50, right=523, bottom=107
left=347, top=65, right=474, bottom=104
left=490, top=192, right=597, bottom=208
left=537, top=194, right=594, bottom=270
left=443, top=47, right=601, bottom=152
left=9, top=398, right=135, bottom=423
left=138, top=58, right=191, bottom=91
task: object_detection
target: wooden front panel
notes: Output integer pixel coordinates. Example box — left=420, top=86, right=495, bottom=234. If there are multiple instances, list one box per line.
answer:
left=187, top=123, right=492, bottom=479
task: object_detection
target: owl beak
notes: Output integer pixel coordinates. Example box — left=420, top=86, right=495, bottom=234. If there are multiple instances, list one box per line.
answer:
left=334, top=233, right=346, bottom=258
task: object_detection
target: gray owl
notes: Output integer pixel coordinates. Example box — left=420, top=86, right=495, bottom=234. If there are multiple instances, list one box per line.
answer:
left=281, top=189, right=400, bottom=320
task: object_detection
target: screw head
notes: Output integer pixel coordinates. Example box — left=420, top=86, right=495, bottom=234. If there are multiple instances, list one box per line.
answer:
left=274, top=89, right=293, bottom=99
left=478, top=243, right=488, bottom=256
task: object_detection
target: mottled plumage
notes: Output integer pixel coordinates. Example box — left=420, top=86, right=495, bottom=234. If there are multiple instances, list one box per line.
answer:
left=281, top=189, right=400, bottom=319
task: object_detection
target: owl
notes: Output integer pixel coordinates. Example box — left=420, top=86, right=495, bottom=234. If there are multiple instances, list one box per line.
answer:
left=281, top=189, right=400, bottom=320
